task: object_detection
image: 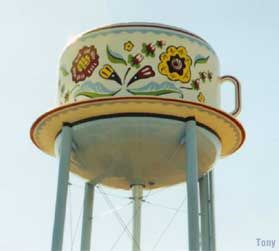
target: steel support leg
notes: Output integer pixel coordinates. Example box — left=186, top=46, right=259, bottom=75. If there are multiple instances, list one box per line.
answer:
left=208, top=172, right=216, bottom=250
left=199, top=172, right=216, bottom=251
left=132, top=185, right=143, bottom=251
left=185, top=119, right=200, bottom=251
left=199, top=174, right=210, bottom=251
left=81, top=182, right=95, bottom=251
left=51, top=125, right=72, bottom=251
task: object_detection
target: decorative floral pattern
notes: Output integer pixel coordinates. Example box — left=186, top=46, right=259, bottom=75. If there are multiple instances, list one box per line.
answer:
left=156, top=40, right=166, bottom=48
left=127, top=66, right=155, bottom=86
left=207, top=71, right=213, bottom=81
left=197, top=92, right=205, bottom=103
left=191, top=79, right=201, bottom=90
left=128, top=53, right=144, bottom=68
left=71, top=45, right=99, bottom=83
left=64, top=39, right=212, bottom=103
left=99, top=64, right=121, bottom=85
left=124, top=41, right=134, bottom=52
left=179, top=69, right=213, bottom=103
left=98, top=42, right=161, bottom=94
left=142, top=43, right=156, bottom=57
left=158, top=46, right=192, bottom=83
left=194, top=55, right=209, bottom=67
left=190, top=71, right=213, bottom=90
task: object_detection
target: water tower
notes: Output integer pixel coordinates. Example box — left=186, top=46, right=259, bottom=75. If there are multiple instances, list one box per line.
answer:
left=30, top=23, right=245, bottom=251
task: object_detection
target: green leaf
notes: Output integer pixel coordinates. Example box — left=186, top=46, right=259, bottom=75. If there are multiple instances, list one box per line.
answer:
left=73, top=81, right=120, bottom=99
left=75, top=91, right=118, bottom=98
left=106, top=45, right=127, bottom=65
left=60, top=84, right=65, bottom=93
left=141, top=43, right=147, bottom=53
left=127, top=82, right=183, bottom=98
left=128, top=89, right=182, bottom=97
left=60, top=66, right=69, bottom=76
left=128, top=54, right=134, bottom=64
left=194, top=56, right=209, bottom=67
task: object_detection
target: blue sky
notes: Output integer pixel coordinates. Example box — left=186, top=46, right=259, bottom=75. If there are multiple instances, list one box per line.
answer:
left=0, top=0, right=279, bottom=250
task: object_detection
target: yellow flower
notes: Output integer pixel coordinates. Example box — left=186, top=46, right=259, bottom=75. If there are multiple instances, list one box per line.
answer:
left=158, top=46, right=192, bottom=83
left=197, top=92, right=205, bottom=103
left=99, top=64, right=113, bottom=79
left=124, top=41, right=134, bottom=52
left=99, top=64, right=122, bottom=85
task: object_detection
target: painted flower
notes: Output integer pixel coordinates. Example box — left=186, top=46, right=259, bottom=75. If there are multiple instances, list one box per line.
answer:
left=197, top=92, right=205, bottom=103
left=207, top=71, right=213, bottom=81
left=128, top=53, right=144, bottom=68
left=156, top=40, right=166, bottom=48
left=158, top=46, right=192, bottom=83
left=127, top=65, right=155, bottom=86
left=71, top=45, right=99, bottom=83
left=99, top=64, right=122, bottom=85
left=142, top=43, right=156, bottom=57
left=124, top=41, right=134, bottom=52
left=199, top=72, right=207, bottom=82
left=191, top=79, right=200, bottom=90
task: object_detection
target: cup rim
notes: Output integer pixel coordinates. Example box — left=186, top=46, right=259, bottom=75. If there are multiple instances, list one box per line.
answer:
left=62, top=22, right=216, bottom=55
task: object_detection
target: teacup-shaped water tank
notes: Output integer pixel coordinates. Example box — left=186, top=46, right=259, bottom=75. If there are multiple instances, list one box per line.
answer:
left=31, top=23, right=245, bottom=189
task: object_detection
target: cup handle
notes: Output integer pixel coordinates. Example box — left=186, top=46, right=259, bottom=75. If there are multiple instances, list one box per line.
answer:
left=220, top=75, right=241, bottom=116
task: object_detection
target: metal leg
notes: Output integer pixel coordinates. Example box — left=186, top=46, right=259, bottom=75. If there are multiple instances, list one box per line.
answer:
left=199, top=174, right=210, bottom=251
left=80, top=182, right=95, bottom=251
left=208, top=172, right=216, bottom=250
left=199, top=172, right=216, bottom=251
left=185, top=119, right=200, bottom=251
left=51, top=125, right=72, bottom=251
left=132, top=185, right=143, bottom=251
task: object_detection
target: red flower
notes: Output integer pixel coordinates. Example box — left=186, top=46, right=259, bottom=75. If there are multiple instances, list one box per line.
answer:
left=128, top=53, right=144, bottom=68
left=133, top=53, right=144, bottom=65
left=142, top=43, right=156, bottom=57
left=137, top=65, right=155, bottom=78
left=147, top=43, right=155, bottom=52
left=71, top=45, right=99, bottom=83
left=127, top=65, right=155, bottom=86
left=191, top=79, right=200, bottom=90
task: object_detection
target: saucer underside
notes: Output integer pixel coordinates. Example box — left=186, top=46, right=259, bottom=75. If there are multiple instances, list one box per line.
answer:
left=55, top=116, right=221, bottom=189
left=30, top=97, right=245, bottom=189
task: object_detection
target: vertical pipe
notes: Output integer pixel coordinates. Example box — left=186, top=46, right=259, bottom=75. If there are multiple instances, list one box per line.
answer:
left=199, top=174, right=210, bottom=251
left=51, top=125, right=72, bottom=251
left=80, top=182, right=95, bottom=251
left=208, top=172, right=216, bottom=251
left=132, top=185, right=143, bottom=251
left=185, top=119, right=200, bottom=251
